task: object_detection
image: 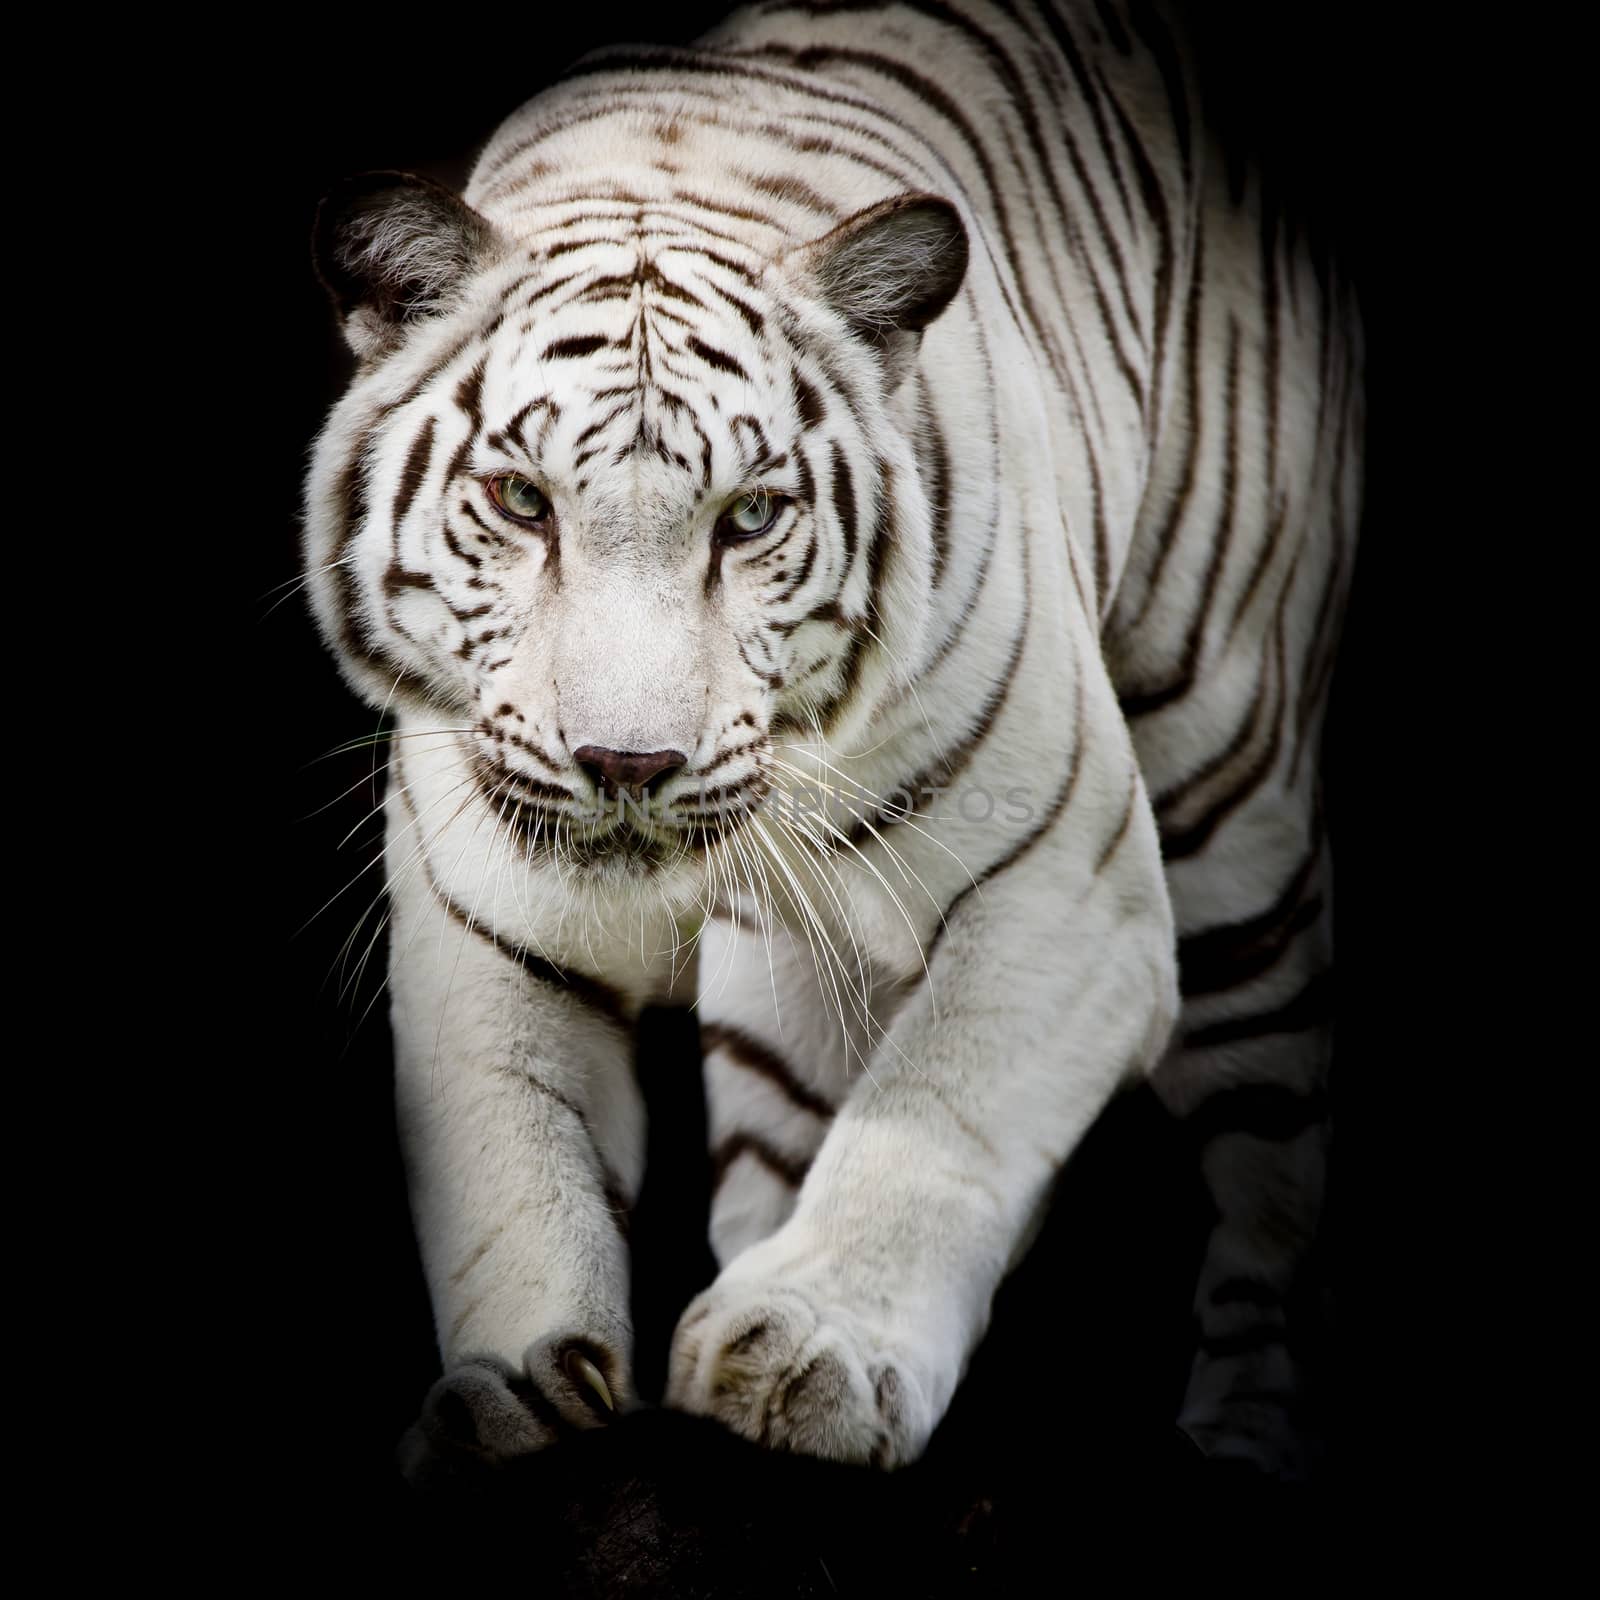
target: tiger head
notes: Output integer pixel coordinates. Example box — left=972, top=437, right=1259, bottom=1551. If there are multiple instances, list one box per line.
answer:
left=303, top=171, right=967, bottom=888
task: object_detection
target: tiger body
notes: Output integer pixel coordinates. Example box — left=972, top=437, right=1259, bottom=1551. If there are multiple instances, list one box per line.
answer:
left=305, top=0, right=1358, bottom=1479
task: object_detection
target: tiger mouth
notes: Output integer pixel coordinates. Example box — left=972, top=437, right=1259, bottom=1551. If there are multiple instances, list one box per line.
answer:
left=473, top=757, right=768, bottom=867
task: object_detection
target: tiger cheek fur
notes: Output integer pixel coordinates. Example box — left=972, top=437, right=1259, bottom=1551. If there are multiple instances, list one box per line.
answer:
left=305, top=1, right=1357, bottom=1484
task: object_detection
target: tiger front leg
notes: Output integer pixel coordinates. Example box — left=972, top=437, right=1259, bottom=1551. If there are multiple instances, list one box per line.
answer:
left=668, top=700, right=1180, bottom=1467
left=384, top=832, right=646, bottom=1486
left=694, top=906, right=877, bottom=1272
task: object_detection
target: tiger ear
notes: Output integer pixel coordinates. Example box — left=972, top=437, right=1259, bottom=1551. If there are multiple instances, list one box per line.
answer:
left=788, top=194, right=968, bottom=383
left=312, top=171, right=501, bottom=359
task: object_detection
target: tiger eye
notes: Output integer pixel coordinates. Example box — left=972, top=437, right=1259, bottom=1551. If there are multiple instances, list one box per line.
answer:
left=720, top=488, right=778, bottom=538
left=488, top=474, right=550, bottom=524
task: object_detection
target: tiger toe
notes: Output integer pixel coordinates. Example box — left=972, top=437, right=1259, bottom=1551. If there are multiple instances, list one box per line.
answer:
left=666, top=1280, right=929, bottom=1470
left=400, top=1337, right=627, bottom=1487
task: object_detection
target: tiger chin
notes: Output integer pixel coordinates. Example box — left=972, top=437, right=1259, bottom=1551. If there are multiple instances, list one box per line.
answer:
left=304, top=1, right=1356, bottom=1488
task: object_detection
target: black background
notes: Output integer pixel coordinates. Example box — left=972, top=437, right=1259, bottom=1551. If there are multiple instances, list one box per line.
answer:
left=147, top=0, right=1473, bottom=1576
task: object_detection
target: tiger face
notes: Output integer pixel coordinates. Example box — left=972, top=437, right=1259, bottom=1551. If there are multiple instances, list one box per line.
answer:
left=304, top=173, right=966, bottom=886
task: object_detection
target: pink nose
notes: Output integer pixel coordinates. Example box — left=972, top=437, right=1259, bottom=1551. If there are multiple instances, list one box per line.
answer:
left=573, top=745, right=687, bottom=797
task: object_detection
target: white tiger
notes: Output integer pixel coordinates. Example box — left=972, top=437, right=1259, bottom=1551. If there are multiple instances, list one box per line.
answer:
left=304, top=0, right=1359, bottom=1482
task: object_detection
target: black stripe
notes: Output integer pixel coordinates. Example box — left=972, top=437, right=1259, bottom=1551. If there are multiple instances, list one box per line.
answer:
left=700, top=1021, right=836, bottom=1120
left=710, top=1132, right=811, bottom=1190
left=1182, top=971, right=1334, bottom=1054
left=1181, top=1082, right=1329, bottom=1146
left=1120, top=307, right=1241, bottom=718
left=688, top=335, right=749, bottom=381
left=1120, top=212, right=1205, bottom=653
left=829, top=442, right=857, bottom=568
left=392, top=416, right=436, bottom=529
left=395, top=765, right=631, bottom=1027
left=542, top=334, right=610, bottom=360
left=928, top=665, right=1085, bottom=959
left=1178, top=842, right=1324, bottom=998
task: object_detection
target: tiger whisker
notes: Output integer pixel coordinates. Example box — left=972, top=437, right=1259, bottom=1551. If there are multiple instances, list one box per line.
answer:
left=300, top=765, right=481, bottom=944
left=766, top=755, right=966, bottom=935
left=753, top=813, right=878, bottom=1078
left=767, top=807, right=933, bottom=1086
left=432, top=770, right=521, bottom=1081
left=746, top=814, right=871, bottom=1072
left=722, top=817, right=787, bottom=1039
left=330, top=766, right=488, bottom=1016
left=304, top=724, right=474, bottom=768
left=769, top=783, right=942, bottom=1027
left=257, top=555, right=354, bottom=620
left=769, top=749, right=981, bottom=891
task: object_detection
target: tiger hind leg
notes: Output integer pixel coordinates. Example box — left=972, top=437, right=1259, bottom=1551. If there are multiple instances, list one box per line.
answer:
left=1112, top=188, right=1358, bottom=1479
left=1149, top=803, right=1336, bottom=1481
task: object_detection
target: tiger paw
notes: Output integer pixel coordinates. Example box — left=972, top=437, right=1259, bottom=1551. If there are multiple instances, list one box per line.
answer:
left=664, top=1275, right=932, bottom=1469
left=399, top=1337, right=626, bottom=1486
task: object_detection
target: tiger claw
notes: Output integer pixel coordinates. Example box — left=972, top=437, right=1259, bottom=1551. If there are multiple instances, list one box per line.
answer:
left=563, top=1348, right=615, bottom=1414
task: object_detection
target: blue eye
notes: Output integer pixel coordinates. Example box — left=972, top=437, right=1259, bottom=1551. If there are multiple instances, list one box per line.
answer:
left=719, top=488, right=782, bottom=539
left=487, top=474, right=550, bottom=524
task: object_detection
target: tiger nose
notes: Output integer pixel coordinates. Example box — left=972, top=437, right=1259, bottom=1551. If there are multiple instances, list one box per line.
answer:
left=573, top=744, right=688, bottom=797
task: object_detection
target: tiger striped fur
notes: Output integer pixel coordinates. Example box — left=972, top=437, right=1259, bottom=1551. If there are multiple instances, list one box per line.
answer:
left=304, top=0, right=1359, bottom=1483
